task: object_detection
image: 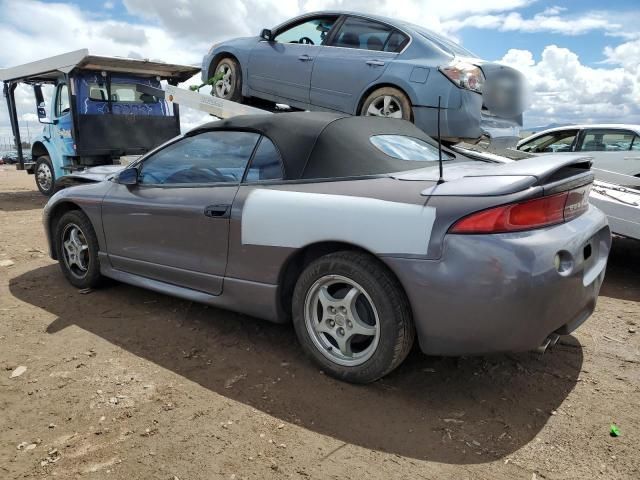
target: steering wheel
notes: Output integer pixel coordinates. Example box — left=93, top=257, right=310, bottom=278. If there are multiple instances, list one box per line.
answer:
left=299, top=36, right=315, bottom=45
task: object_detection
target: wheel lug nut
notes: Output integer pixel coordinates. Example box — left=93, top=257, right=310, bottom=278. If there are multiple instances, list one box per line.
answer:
left=337, top=327, right=345, bottom=336
left=347, top=321, right=352, bottom=328
left=328, top=320, right=335, bottom=327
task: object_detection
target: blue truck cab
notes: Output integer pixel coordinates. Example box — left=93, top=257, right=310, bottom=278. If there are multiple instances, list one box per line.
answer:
left=1, top=49, right=200, bottom=195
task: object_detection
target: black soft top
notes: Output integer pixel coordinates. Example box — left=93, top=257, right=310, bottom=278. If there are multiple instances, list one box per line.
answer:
left=190, top=112, right=443, bottom=180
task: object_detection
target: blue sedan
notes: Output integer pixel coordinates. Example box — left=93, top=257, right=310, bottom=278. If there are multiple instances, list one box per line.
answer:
left=202, top=11, right=526, bottom=142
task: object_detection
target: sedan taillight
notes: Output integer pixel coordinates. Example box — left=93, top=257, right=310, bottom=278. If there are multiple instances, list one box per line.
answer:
left=450, top=186, right=591, bottom=234
left=439, top=62, right=485, bottom=93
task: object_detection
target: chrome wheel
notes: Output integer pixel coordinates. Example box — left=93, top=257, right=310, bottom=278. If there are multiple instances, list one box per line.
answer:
left=304, top=275, right=380, bottom=366
left=214, top=63, right=233, bottom=98
left=61, top=223, right=90, bottom=278
left=365, top=95, right=404, bottom=118
left=36, top=161, right=53, bottom=192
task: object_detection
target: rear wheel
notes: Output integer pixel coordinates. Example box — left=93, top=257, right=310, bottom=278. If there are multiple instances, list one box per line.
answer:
left=35, top=156, right=55, bottom=196
left=55, top=210, right=103, bottom=289
left=211, top=57, right=242, bottom=102
left=292, top=251, right=415, bottom=384
left=360, top=86, right=412, bottom=121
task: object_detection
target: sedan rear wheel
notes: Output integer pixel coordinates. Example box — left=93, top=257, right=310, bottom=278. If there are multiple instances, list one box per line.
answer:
left=361, top=87, right=412, bottom=122
left=292, top=251, right=415, bottom=383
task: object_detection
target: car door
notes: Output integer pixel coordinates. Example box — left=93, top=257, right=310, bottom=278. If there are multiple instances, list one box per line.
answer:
left=310, top=16, right=407, bottom=113
left=247, top=15, right=339, bottom=103
left=101, top=130, right=261, bottom=295
left=575, top=129, right=640, bottom=182
left=50, top=82, right=75, bottom=166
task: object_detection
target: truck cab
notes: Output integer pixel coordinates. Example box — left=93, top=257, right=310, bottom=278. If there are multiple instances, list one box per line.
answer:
left=1, top=49, right=200, bottom=195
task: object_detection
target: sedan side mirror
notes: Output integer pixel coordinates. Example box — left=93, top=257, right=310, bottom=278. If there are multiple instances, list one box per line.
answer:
left=116, top=167, right=138, bottom=185
left=260, top=28, right=273, bottom=41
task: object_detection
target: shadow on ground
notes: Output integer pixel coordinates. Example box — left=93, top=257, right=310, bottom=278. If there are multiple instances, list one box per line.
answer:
left=600, top=237, right=640, bottom=302
left=9, top=264, right=586, bottom=464
left=0, top=190, right=46, bottom=212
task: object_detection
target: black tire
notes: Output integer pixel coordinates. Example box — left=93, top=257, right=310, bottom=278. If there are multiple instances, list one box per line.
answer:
left=360, top=86, right=412, bottom=122
left=35, top=156, right=55, bottom=196
left=211, top=57, right=242, bottom=102
left=55, top=210, right=102, bottom=289
left=292, top=251, right=415, bottom=384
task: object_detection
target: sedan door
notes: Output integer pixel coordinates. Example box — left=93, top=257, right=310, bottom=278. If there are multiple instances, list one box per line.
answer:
left=247, top=15, right=338, bottom=103
left=310, top=17, right=407, bottom=113
left=101, top=130, right=261, bottom=295
left=575, top=129, right=640, bottom=186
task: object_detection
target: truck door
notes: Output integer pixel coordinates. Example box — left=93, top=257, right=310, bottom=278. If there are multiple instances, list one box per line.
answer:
left=101, top=130, right=261, bottom=295
left=48, top=82, right=75, bottom=177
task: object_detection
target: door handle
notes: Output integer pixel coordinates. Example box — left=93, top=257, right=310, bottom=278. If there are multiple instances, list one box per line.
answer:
left=298, top=54, right=313, bottom=62
left=366, top=60, right=385, bottom=66
left=204, top=204, right=230, bottom=218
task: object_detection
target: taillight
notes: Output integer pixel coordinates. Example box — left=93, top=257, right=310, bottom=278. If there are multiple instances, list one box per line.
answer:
left=439, top=62, right=485, bottom=93
left=450, top=186, right=590, bottom=234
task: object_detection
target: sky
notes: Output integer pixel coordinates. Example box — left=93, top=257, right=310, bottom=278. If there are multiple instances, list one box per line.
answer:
left=1, top=0, right=639, bottom=144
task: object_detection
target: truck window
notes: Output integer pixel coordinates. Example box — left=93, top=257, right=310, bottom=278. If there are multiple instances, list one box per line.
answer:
left=88, top=83, right=159, bottom=104
left=55, top=84, right=70, bottom=117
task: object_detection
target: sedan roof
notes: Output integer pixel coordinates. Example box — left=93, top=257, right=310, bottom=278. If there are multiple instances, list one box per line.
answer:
left=190, top=112, right=445, bottom=180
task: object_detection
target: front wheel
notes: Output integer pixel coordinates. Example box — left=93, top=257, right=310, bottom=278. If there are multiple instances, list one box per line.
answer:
left=35, top=156, right=55, bottom=196
left=360, top=86, right=412, bottom=121
left=55, top=210, right=103, bottom=289
left=211, top=57, right=242, bottom=102
left=292, top=251, right=415, bottom=384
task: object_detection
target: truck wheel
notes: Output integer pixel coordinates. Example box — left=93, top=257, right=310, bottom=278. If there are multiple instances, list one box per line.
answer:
left=292, top=251, right=415, bottom=384
left=211, top=57, right=242, bottom=102
left=360, top=87, right=412, bottom=121
left=35, top=156, right=55, bottom=196
left=55, top=210, right=103, bottom=289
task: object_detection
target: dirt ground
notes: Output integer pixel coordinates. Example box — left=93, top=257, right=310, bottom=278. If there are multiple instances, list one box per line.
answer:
left=0, top=165, right=639, bottom=480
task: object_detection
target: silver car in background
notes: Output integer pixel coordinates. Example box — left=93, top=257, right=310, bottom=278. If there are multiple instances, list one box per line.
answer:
left=517, top=124, right=640, bottom=188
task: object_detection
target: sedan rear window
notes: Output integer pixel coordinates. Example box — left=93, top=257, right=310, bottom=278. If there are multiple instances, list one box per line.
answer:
left=369, top=135, right=452, bottom=161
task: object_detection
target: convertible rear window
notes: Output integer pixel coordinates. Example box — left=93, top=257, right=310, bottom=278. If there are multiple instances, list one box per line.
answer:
left=369, top=135, right=452, bottom=161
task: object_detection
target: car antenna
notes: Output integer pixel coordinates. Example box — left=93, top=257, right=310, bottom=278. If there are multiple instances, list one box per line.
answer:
left=436, top=95, right=445, bottom=185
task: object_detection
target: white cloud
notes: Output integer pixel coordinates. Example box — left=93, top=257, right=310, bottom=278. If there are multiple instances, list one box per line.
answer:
left=443, top=9, right=622, bottom=37
left=501, top=45, right=640, bottom=127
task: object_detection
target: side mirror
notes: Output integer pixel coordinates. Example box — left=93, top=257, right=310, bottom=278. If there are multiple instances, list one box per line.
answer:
left=33, top=85, right=54, bottom=124
left=116, top=167, right=138, bottom=185
left=260, top=28, right=273, bottom=41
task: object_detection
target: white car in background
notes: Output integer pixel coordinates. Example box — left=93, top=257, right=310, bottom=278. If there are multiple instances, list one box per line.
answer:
left=517, top=124, right=640, bottom=188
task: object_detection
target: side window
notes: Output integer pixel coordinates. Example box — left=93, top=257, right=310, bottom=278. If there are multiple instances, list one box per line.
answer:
left=55, top=84, right=70, bottom=117
left=244, top=137, right=284, bottom=182
left=384, top=31, right=409, bottom=53
left=331, top=17, right=393, bottom=51
left=519, top=130, right=577, bottom=153
left=274, top=16, right=337, bottom=45
left=139, top=131, right=260, bottom=185
left=631, top=136, right=640, bottom=151
left=578, top=130, right=636, bottom=152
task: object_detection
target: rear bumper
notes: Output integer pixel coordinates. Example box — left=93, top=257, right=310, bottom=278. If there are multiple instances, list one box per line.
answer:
left=384, top=206, right=611, bottom=355
left=413, top=90, right=522, bottom=143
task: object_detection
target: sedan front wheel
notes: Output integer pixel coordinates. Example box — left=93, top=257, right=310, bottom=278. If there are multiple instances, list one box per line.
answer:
left=292, top=251, right=415, bottom=383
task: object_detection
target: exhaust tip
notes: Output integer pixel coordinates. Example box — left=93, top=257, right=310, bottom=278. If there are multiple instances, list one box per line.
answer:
left=536, top=333, right=560, bottom=354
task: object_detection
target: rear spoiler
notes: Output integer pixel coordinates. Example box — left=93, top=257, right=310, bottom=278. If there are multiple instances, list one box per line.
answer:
left=421, top=154, right=594, bottom=197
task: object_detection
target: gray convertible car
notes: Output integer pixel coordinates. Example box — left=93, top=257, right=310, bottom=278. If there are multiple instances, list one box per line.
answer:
left=44, top=112, right=610, bottom=383
left=202, top=11, right=525, bottom=142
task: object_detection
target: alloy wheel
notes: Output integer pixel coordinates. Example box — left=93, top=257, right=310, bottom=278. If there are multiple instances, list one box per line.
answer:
left=365, top=95, right=404, bottom=118
left=61, top=223, right=90, bottom=278
left=304, top=275, right=380, bottom=366
left=214, top=64, right=233, bottom=98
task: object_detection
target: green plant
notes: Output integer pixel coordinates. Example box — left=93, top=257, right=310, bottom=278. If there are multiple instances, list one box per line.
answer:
left=189, top=72, right=225, bottom=95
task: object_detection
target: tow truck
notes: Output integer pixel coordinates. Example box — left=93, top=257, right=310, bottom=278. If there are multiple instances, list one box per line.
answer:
left=0, top=49, right=265, bottom=195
